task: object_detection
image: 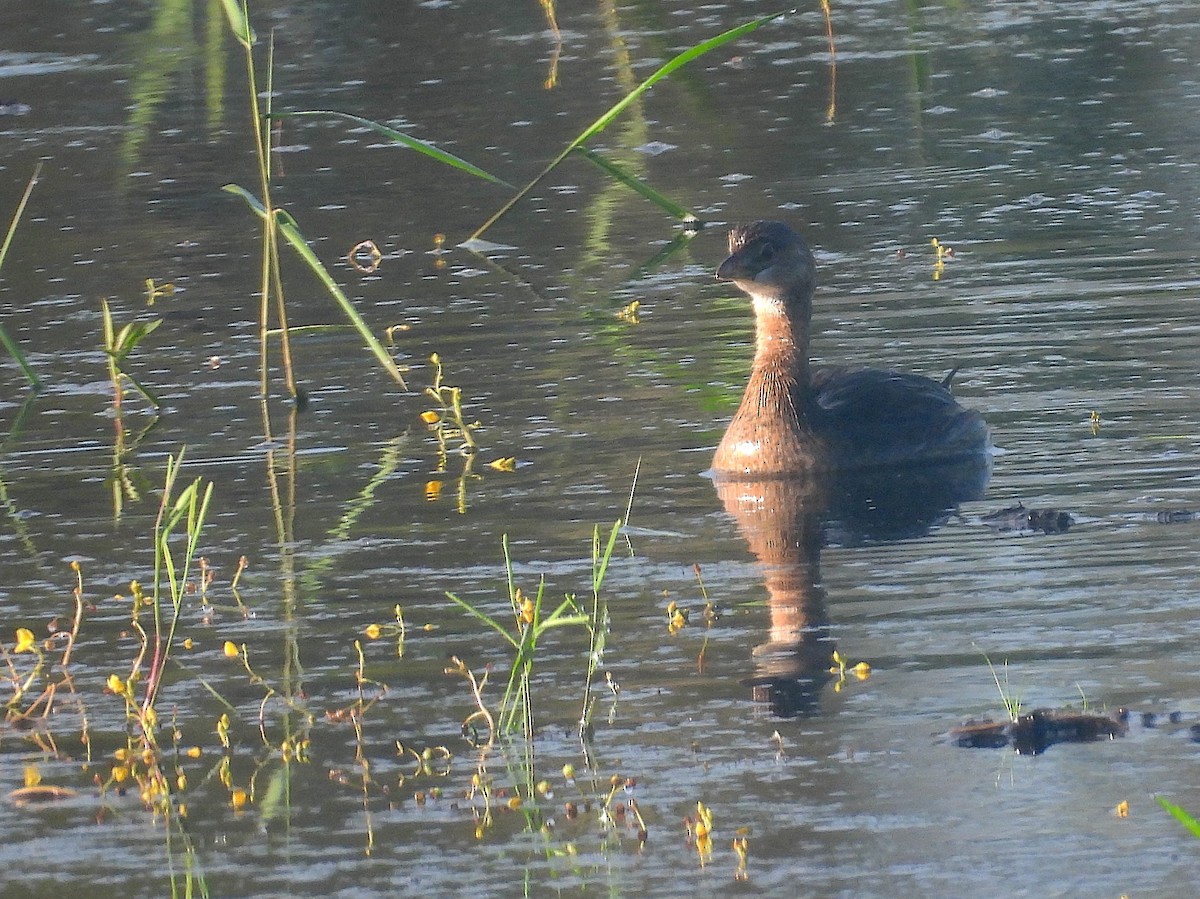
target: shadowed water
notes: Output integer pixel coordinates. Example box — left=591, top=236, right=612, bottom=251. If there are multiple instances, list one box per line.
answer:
left=2, top=1, right=1199, bottom=895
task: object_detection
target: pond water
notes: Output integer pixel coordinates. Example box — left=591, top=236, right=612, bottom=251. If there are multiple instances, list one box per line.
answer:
left=2, top=0, right=1200, bottom=895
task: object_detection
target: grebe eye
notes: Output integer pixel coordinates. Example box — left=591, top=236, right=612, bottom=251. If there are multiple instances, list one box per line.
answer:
left=759, top=243, right=775, bottom=261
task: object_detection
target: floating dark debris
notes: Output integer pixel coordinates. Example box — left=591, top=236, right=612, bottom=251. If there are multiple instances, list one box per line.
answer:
left=1154, top=509, right=1197, bottom=524
left=949, top=709, right=1125, bottom=755
left=981, top=503, right=1073, bottom=535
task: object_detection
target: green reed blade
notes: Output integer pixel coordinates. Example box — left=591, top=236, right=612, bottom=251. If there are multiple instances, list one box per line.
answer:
left=444, top=591, right=520, bottom=649
left=113, top=364, right=163, bottom=409
left=1157, top=796, right=1200, bottom=840
left=0, top=165, right=44, bottom=389
left=218, top=0, right=255, bottom=48
left=576, top=148, right=699, bottom=223
left=469, top=9, right=791, bottom=241
left=223, top=184, right=408, bottom=389
left=274, top=110, right=512, bottom=188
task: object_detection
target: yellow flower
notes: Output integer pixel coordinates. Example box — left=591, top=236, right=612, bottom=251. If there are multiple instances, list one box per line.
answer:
left=14, top=628, right=35, bottom=653
left=107, top=674, right=126, bottom=695
left=231, top=788, right=249, bottom=810
left=420, top=410, right=441, bottom=424
left=487, top=457, right=517, bottom=472
left=223, top=641, right=239, bottom=658
left=364, top=623, right=382, bottom=640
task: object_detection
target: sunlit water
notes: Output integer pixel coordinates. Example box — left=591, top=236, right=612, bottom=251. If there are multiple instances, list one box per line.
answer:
left=2, top=1, right=1199, bottom=895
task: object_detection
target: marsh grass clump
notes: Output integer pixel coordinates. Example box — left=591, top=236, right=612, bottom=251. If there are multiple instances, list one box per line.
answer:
left=445, top=522, right=621, bottom=743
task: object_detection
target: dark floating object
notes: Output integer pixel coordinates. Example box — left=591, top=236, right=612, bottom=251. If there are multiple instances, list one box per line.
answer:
left=953, top=707, right=1200, bottom=754
left=980, top=503, right=1073, bottom=534
left=949, top=709, right=1125, bottom=755
left=1155, top=509, right=1197, bottom=524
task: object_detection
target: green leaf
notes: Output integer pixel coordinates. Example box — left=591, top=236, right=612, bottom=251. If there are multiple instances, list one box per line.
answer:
left=576, top=148, right=699, bottom=223
left=1157, top=796, right=1200, bottom=839
left=219, top=0, right=255, bottom=48
left=445, top=591, right=519, bottom=649
left=470, top=9, right=791, bottom=240
left=223, top=184, right=408, bottom=388
left=274, top=110, right=512, bottom=188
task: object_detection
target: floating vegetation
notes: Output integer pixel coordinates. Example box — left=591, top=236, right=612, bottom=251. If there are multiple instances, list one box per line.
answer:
left=930, top=236, right=953, bottom=280
left=827, top=649, right=871, bottom=693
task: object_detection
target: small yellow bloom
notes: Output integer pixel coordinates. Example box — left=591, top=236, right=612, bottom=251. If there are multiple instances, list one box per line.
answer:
left=230, top=788, right=249, bottom=810
left=420, top=410, right=441, bottom=424
left=176, top=773, right=187, bottom=791
left=186, top=746, right=202, bottom=759
left=14, top=628, right=35, bottom=653
left=223, top=641, right=239, bottom=658
left=1116, top=800, right=1130, bottom=818
left=425, top=480, right=443, bottom=501
left=487, top=457, right=517, bottom=472
left=183, top=638, right=194, bottom=650
left=364, top=623, right=383, bottom=640
left=107, top=674, right=126, bottom=695
left=113, top=765, right=130, bottom=783
left=853, top=661, right=872, bottom=680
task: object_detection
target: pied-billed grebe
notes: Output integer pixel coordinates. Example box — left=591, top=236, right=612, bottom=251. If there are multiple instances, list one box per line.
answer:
left=712, top=221, right=990, bottom=479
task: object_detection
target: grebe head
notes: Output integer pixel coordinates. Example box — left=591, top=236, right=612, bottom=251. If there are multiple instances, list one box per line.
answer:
left=717, top=221, right=816, bottom=318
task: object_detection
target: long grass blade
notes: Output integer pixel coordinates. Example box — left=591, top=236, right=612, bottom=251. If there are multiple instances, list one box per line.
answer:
left=1157, top=796, right=1200, bottom=839
left=444, top=591, right=519, bottom=649
left=223, top=184, right=408, bottom=389
left=275, top=110, right=512, bottom=187
left=469, top=9, right=791, bottom=241
left=576, top=148, right=698, bottom=223
left=218, top=0, right=255, bottom=48
left=0, top=164, right=44, bottom=388
left=592, top=520, right=623, bottom=594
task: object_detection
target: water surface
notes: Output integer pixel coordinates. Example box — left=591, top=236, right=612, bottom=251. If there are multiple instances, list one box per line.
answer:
left=2, top=1, right=1199, bottom=895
